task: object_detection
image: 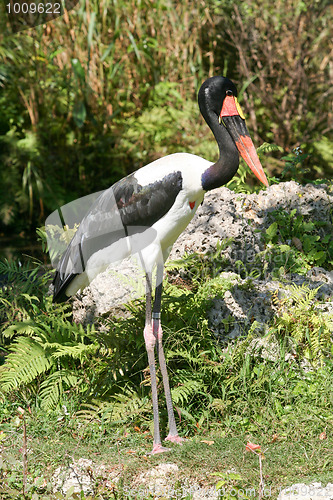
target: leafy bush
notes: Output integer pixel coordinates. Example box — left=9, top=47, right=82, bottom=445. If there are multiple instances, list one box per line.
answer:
left=1, top=209, right=333, bottom=431
left=0, top=259, right=52, bottom=335
left=0, top=0, right=219, bottom=230
left=0, top=250, right=333, bottom=438
left=0, top=259, right=99, bottom=409
left=0, top=312, right=99, bottom=409
left=269, top=283, right=333, bottom=365
left=263, top=207, right=333, bottom=273
left=0, top=0, right=332, bottom=232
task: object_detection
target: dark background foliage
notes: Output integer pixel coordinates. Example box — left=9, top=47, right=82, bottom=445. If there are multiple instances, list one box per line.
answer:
left=0, top=0, right=332, bottom=234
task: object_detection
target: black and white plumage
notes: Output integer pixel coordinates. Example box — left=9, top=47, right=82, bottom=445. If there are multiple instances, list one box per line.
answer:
left=53, top=76, right=268, bottom=454
left=53, top=169, right=183, bottom=301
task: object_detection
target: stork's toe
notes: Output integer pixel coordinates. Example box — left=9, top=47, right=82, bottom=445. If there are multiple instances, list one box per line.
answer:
left=149, top=442, right=171, bottom=454
left=165, top=434, right=185, bottom=444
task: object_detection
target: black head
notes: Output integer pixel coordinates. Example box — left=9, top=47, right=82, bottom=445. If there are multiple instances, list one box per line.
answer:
left=198, top=75, right=269, bottom=189
left=198, top=76, right=238, bottom=120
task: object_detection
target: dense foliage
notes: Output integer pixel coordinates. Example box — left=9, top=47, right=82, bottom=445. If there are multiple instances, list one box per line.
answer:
left=0, top=248, right=332, bottom=497
left=0, top=0, right=332, bottom=232
left=0, top=4, right=332, bottom=496
left=0, top=247, right=332, bottom=421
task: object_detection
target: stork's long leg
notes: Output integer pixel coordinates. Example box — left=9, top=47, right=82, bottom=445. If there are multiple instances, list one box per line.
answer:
left=143, top=272, right=169, bottom=454
left=153, top=265, right=183, bottom=444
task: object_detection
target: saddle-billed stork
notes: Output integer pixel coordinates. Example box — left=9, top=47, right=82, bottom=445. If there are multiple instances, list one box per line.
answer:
left=53, top=76, right=268, bottom=454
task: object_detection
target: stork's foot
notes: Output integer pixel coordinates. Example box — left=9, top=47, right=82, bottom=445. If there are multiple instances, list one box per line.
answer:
left=165, top=434, right=185, bottom=445
left=149, top=442, right=171, bottom=454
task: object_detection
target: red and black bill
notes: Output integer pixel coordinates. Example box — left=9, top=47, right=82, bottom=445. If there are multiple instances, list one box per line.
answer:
left=220, top=96, right=269, bottom=187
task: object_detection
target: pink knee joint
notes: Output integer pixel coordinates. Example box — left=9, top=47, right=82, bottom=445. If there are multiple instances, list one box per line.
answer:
left=144, top=325, right=156, bottom=351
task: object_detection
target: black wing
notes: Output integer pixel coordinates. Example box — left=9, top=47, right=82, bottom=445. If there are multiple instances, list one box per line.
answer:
left=53, top=171, right=182, bottom=302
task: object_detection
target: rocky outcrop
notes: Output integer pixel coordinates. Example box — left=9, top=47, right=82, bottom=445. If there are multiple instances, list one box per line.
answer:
left=71, top=182, right=333, bottom=336
left=51, top=459, right=333, bottom=500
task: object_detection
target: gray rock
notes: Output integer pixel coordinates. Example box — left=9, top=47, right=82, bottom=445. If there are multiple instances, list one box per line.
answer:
left=278, top=482, right=333, bottom=500
left=208, top=271, right=333, bottom=340
left=133, top=463, right=180, bottom=498
left=72, top=257, right=146, bottom=324
left=169, top=181, right=333, bottom=274
left=52, top=458, right=119, bottom=495
left=132, top=463, right=220, bottom=499
left=69, top=182, right=333, bottom=334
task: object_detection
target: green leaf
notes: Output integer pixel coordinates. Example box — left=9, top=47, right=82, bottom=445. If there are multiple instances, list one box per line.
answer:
left=278, top=244, right=291, bottom=252
left=66, top=485, right=75, bottom=498
left=312, top=250, right=326, bottom=262
left=71, top=58, right=85, bottom=83
left=228, top=473, right=242, bottom=480
left=303, top=222, right=315, bottom=232
left=73, top=101, right=86, bottom=128
left=265, top=222, right=278, bottom=241
left=127, top=31, right=141, bottom=60
left=101, top=42, right=115, bottom=62
left=216, top=480, right=227, bottom=489
left=87, top=12, right=96, bottom=50
left=257, top=142, right=283, bottom=155
left=0, top=338, right=53, bottom=392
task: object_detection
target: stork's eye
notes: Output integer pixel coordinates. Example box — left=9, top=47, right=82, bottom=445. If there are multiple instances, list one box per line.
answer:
left=226, top=90, right=233, bottom=96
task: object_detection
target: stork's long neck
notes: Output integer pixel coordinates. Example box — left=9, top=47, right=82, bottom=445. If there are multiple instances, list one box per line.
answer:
left=201, top=108, right=239, bottom=191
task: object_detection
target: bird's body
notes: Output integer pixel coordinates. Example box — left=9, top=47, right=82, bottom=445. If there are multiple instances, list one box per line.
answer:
left=54, top=152, right=210, bottom=301
left=52, top=76, right=268, bottom=454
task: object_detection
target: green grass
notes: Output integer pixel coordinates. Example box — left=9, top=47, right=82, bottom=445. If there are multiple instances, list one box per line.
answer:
left=0, top=241, right=333, bottom=499
left=0, top=407, right=332, bottom=499
left=1, top=352, right=332, bottom=499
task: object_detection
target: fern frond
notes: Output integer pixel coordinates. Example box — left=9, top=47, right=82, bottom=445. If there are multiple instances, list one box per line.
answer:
left=270, top=283, right=332, bottom=365
left=50, top=343, right=98, bottom=361
left=257, top=142, right=283, bottom=155
left=39, top=370, right=79, bottom=410
left=171, top=371, right=206, bottom=405
left=76, top=401, right=104, bottom=423
left=0, top=337, right=54, bottom=392
left=166, top=252, right=205, bottom=272
left=77, top=389, right=151, bottom=425
left=288, top=283, right=320, bottom=306
left=11, top=317, right=96, bottom=347
left=0, top=258, right=32, bottom=281
left=177, top=407, right=196, bottom=422
left=110, top=388, right=150, bottom=423
left=2, top=321, right=36, bottom=339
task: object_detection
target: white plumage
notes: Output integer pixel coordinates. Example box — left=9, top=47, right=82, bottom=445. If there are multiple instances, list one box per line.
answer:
left=52, top=76, right=268, bottom=454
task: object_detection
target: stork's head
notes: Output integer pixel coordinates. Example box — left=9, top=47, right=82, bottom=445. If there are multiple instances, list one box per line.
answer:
left=198, top=76, right=269, bottom=187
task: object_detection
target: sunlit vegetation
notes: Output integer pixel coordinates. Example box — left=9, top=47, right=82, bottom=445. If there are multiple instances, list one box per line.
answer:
left=0, top=0, right=332, bottom=232
left=0, top=250, right=333, bottom=498
left=0, top=1, right=332, bottom=497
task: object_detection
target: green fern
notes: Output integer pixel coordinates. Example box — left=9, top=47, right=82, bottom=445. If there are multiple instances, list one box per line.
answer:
left=171, top=371, right=205, bottom=406
left=225, top=142, right=279, bottom=194
left=39, top=370, right=79, bottom=410
left=37, top=224, right=80, bottom=264
left=0, top=258, right=54, bottom=336
left=257, top=142, right=283, bottom=156
left=270, top=284, right=333, bottom=365
left=166, top=239, right=234, bottom=289
left=76, top=388, right=151, bottom=425
left=0, top=337, right=53, bottom=392
left=0, top=302, right=101, bottom=408
left=110, top=388, right=151, bottom=423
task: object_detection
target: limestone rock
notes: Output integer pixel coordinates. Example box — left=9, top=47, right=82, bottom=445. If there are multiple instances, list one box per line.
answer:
left=52, top=458, right=119, bottom=495
left=68, top=182, right=333, bottom=333
left=133, top=463, right=180, bottom=498
left=278, top=482, right=333, bottom=500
